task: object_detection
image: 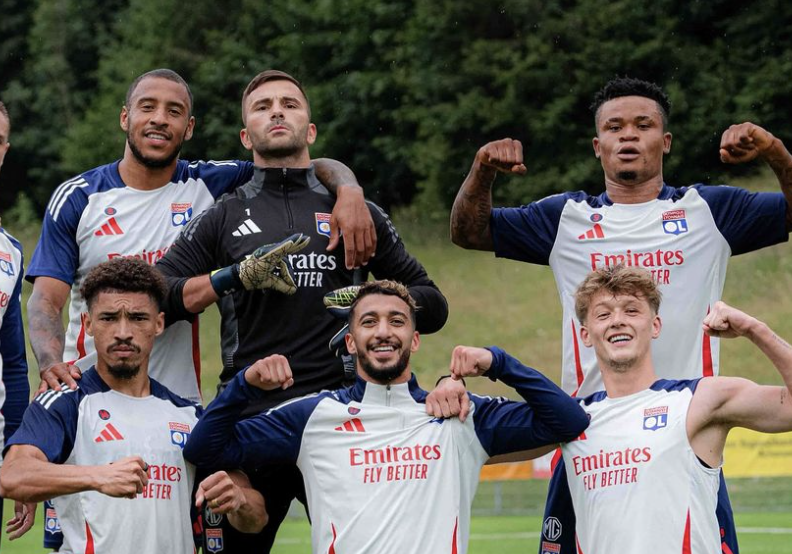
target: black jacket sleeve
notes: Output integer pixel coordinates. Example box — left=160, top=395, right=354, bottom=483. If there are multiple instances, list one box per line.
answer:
left=365, top=203, right=449, bottom=334
left=155, top=202, right=228, bottom=325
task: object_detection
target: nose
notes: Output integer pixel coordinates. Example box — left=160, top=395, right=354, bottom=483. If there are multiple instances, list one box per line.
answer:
left=114, top=316, right=134, bottom=340
left=619, top=125, right=637, bottom=141
left=374, top=319, right=392, bottom=339
left=270, top=100, right=284, bottom=120
left=148, top=106, right=169, bottom=127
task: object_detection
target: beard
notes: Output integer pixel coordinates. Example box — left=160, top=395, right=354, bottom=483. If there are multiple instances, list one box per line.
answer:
left=358, top=346, right=411, bottom=384
left=605, top=356, right=638, bottom=373
left=107, top=361, right=142, bottom=381
left=251, top=120, right=309, bottom=160
left=127, top=129, right=184, bottom=169
left=616, top=170, right=638, bottom=181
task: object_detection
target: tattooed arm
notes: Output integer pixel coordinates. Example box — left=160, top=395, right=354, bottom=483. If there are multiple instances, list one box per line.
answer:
left=450, top=139, right=527, bottom=251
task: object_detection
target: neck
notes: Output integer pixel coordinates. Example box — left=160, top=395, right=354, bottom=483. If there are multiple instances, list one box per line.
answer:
left=604, top=174, right=663, bottom=204
left=253, top=151, right=312, bottom=169
left=599, top=357, right=658, bottom=398
left=95, top=362, right=152, bottom=397
left=118, top=146, right=177, bottom=191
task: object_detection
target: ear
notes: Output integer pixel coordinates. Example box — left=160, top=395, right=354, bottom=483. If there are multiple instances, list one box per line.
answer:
left=592, top=137, right=601, bottom=159
left=580, top=324, right=593, bottom=348
left=155, top=312, right=165, bottom=337
left=651, top=314, right=662, bottom=339
left=120, top=106, right=129, bottom=132
left=183, top=116, right=196, bottom=142
left=345, top=331, right=357, bottom=355
left=663, top=132, right=672, bottom=154
left=240, top=128, right=253, bottom=151
left=410, top=331, right=420, bottom=353
left=84, top=312, right=93, bottom=338
left=306, top=123, right=317, bottom=146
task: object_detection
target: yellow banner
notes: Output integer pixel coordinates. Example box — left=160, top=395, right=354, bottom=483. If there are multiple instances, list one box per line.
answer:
left=723, top=429, right=792, bottom=478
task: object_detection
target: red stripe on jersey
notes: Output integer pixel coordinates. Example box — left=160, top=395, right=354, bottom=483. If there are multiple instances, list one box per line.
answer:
left=570, top=319, right=584, bottom=387
left=100, top=429, right=114, bottom=441
left=106, top=423, right=124, bottom=440
left=328, top=523, right=337, bottom=554
left=682, top=510, right=691, bottom=554
left=702, top=306, right=713, bottom=377
left=77, top=313, right=87, bottom=359
left=351, top=418, right=365, bottom=432
left=576, top=533, right=584, bottom=554
left=108, top=217, right=123, bottom=234
left=343, top=421, right=354, bottom=432
left=550, top=448, right=563, bottom=472
left=451, top=517, right=458, bottom=554
left=593, top=223, right=604, bottom=238
left=192, top=319, right=202, bottom=398
left=85, top=521, right=95, bottom=554
left=722, top=542, right=734, bottom=554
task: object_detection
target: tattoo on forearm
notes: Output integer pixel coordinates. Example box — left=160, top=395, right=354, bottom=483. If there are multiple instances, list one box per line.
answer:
left=772, top=333, right=792, bottom=352
left=451, top=169, right=496, bottom=249
left=28, top=310, right=66, bottom=370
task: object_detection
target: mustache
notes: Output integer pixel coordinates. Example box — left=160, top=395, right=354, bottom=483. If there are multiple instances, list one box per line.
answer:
left=107, top=339, right=141, bottom=354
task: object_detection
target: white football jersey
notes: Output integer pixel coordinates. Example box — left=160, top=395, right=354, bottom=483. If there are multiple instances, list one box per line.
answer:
left=6, top=369, right=202, bottom=554
left=492, top=184, right=788, bottom=396
left=27, top=159, right=252, bottom=401
left=562, top=380, right=721, bottom=553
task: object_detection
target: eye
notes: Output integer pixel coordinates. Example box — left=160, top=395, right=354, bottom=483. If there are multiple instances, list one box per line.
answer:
left=360, top=317, right=377, bottom=327
left=390, top=317, right=406, bottom=327
left=608, top=125, right=621, bottom=132
left=596, top=312, right=610, bottom=320
left=169, top=108, right=182, bottom=116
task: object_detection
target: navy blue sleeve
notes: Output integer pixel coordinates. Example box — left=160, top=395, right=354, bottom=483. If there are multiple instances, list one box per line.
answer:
left=4, top=387, right=80, bottom=463
left=470, top=347, right=589, bottom=457
left=185, top=160, right=254, bottom=199
left=184, top=371, right=320, bottom=472
left=539, top=458, right=577, bottom=554
left=0, top=238, right=29, bottom=441
left=490, top=193, right=574, bottom=265
left=695, top=184, right=788, bottom=255
left=26, top=184, right=86, bottom=284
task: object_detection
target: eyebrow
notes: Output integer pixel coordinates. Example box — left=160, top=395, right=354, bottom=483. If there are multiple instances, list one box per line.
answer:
left=135, top=96, right=188, bottom=110
left=98, top=309, right=150, bottom=317
left=358, top=309, right=409, bottom=320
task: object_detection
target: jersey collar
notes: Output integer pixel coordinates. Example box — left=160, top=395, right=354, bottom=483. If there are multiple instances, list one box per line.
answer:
left=349, top=374, right=427, bottom=406
left=252, top=165, right=317, bottom=191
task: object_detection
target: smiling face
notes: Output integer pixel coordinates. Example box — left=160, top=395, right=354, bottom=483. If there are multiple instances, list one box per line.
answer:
left=240, top=79, right=316, bottom=166
left=592, top=95, right=672, bottom=193
left=580, top=291, right=661, bottom=374
left=120, top=76, right=195, bottom=169
left=345, top=293, right=420, bottom=384
left=85, top=290, right=164, bottom=381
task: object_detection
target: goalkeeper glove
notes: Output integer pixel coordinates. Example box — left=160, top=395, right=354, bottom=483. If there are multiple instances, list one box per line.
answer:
left=324, top=285, right=361, bottom=357
left=210, top=233, right=310, bottom=296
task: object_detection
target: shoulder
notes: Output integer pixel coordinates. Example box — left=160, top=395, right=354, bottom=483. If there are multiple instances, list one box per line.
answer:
left=650, top=378, right=702, bottom=394
left=149, top=379, right=204, bottom=418
left=45, top=162, right=124, bottom=222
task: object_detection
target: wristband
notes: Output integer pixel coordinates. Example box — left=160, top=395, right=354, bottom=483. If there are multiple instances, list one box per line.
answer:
left=435, top=374, right=466, bottom=387
left=210, top=264, right=243, bottom=296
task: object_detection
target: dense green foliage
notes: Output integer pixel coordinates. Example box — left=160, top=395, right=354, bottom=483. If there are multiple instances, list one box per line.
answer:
left=2, top=0, right=791, bottom=214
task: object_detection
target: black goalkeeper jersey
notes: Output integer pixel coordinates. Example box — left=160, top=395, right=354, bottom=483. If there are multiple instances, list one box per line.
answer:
left=157, top=165, right=448, bottom=413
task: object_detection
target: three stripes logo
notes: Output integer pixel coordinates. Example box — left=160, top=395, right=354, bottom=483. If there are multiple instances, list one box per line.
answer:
left=232, top=219, right=262, bottom=237
left=95, top=423, right=125, bottom=443
left=334, top=418, right=366, bottom=433
left=36, top=384, right=77, bottom=410
left=577, top=223, right=605, bottom=240
left=94, top=217, right=124, bottom=237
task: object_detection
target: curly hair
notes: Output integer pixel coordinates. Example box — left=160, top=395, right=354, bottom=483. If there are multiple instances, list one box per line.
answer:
left=80, top=258, right=167, bottom=310
left=575, top=266, right=662, bottom=323
left=349, top=280, right=417, bottom=327
left=591, top=77, right=671, bottom=129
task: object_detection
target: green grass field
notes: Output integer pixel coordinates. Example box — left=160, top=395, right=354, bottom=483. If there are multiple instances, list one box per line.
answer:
left=4, top=170, right=792, bottom=552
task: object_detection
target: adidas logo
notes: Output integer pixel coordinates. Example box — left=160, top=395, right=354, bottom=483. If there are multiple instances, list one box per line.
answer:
left=334, top=418, right=366, bottom=433
left=577, top=223, right=604, bottom=240
left=232, top=219, right=262, bottom=237
left=95, top=423, right=125, bottom=442
left=94, top=217, right=124, bottom=236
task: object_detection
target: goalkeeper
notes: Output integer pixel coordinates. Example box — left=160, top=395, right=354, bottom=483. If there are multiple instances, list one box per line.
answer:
left=155, top=69, right=448, bottom=553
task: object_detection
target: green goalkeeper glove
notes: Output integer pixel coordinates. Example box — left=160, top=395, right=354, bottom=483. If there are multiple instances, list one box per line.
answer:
left=210, top=233, right=311, bottom=296
left=323, top=285, right=361, bottom=319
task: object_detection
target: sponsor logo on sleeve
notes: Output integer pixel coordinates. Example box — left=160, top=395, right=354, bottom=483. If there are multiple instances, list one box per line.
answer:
left=45, top=506, right=62, bottom=534
left=541, top=541, right=561, bottom=554
left=315, top=212, right=332, bottom=238
left=171, top=203, right=193, bottom=227
left=169, top=421, right=191, bottom=448
left=543, top=517, right=563, bottom=541
left=661, top=209, right=688, bottom=235
left=643, top=406, right=668, bottom=431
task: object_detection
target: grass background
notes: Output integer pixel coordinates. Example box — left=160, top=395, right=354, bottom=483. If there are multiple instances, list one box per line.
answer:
left=3, top=170, right=792, bottom=551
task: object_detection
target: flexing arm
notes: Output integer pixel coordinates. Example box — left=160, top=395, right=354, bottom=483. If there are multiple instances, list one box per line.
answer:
left=27, top=277, right=82, bottom=392
left=195, top=471, right=267, bottom=534
left=720, top=123, right=792, bottom=230
left=689, top=302, right=792, bottom=466
left=0, top=445, right=148, bottom=503
left=450, top=139, right=526, bottom=251
left=314, top=158, right=376, bottom=268
left=451, top=346, right=588, bottom=456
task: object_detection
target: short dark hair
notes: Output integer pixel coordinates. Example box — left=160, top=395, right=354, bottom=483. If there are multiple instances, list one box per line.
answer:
left=575, top=265, right=662, bottom=323
left=349, top=280, right=417, bottom=328
left=241, top=70, right=310, bottom=124
left=125, top=68, right=193, bottom=115
left=80, top=258, right=167, bottom=310
left=0, top=100, right=9, bottom=131
left=591, top=77, right=671, bottom=129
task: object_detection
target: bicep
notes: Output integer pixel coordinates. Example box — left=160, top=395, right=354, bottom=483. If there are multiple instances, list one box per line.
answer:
left=5, top=444, right=48, bottom=465
left=710, top=377, right=792, bottom=433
